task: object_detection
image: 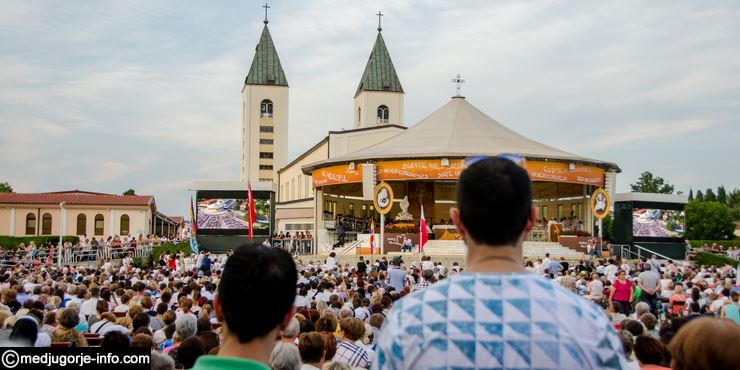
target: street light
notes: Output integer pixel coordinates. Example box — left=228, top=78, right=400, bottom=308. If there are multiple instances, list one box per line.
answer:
left=59, top=201, right=65, bottom=266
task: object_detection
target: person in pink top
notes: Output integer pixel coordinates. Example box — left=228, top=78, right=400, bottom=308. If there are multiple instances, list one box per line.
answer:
left=609, top=270, right=634, bottom=315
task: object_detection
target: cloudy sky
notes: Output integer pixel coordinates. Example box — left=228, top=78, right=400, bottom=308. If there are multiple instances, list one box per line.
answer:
left=1, top=1, right=739, bottom=216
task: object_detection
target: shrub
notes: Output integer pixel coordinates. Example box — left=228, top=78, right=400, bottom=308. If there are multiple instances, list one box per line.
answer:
left=688, top=240, right=740, bottom=249
left=0, top=236, right=80, bottom=250
left=694, top=252, right=739, bottom=267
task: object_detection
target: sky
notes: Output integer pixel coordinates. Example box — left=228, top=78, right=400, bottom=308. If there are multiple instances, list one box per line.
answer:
left=1, top=0, right=739, bottom=217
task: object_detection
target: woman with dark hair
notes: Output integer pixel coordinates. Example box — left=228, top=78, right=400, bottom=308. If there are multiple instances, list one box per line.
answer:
left=608, top=270, right=633, bottom=315
left=51, top=308, right=88, bottom=346
left=9, top=317, right=38, bottom=347
left=633, top=336, right=669, bottom=369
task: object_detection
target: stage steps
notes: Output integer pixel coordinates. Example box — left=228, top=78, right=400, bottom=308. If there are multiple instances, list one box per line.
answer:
left=422, top=240, right=585, bottom=260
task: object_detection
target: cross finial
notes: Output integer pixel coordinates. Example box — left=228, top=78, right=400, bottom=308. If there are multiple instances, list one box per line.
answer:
left=376, top=11, right=384, bottom=32
left=451, top=73, right=466, bottom=97
left=263, top=3, right=270, bottom=25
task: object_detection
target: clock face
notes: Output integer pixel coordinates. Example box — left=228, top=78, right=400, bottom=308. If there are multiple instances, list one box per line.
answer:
left=377, top=188, right=390, bottom=208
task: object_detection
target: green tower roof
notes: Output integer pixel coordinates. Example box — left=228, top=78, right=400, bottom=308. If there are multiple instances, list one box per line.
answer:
left=245, top=25, right=288, bottom=87
left=354, top=32, right=403, bottom=97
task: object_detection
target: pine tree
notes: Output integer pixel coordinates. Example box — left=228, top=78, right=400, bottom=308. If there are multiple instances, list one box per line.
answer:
left=705, top=188, right=717, bottom=202
left=696, top=190, right=704, bottom=202
left=717, top=186, right=727, bottom=205
left=688, top=189, right=693, bottom=201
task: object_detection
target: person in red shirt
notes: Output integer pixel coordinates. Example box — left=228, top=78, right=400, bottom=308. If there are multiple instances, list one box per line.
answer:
left=609, top=270, right=634, bottom=315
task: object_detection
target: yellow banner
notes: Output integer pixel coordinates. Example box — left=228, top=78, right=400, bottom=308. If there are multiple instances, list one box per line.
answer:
left=311, top=165, right=362, bottom=187
left=312, top=159, right=604, bottom=187
left=524, top=161, right=605, bottom=186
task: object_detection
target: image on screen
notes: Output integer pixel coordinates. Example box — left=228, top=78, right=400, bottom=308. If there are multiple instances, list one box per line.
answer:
left=632, top=208, right=685, bottom=238
left=197, top=199, right=248, bottom=229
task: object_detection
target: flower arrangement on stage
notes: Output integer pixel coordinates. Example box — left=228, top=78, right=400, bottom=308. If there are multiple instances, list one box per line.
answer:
left=384, top=222, right=418, bottom=234
left=559, top=229, right=591, bottom=237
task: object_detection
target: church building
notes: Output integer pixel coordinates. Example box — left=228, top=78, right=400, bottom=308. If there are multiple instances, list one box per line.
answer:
left=239, top=12, right=409, bottom=237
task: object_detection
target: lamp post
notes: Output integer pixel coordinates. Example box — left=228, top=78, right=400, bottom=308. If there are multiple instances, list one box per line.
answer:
left=58, top=201, right=65, bottom=266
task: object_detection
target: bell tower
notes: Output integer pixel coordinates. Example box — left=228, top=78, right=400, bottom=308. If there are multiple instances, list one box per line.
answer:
left=241, top=8, right=289, bottom=183
left=353, top=12, right=404, bottom=128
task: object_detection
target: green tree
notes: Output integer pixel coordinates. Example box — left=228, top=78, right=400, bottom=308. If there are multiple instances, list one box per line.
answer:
left=729, top=189, right=740, bottom=208
left=717, top=186, right=727, bottom=205
left=630, top=171, right=675, bottom=194
left=696, top=190, right=704, bottom=202
left=0, top=182, right=11, bottom=193
left=601, top=215, right=614, bottom=242
left=704, top=188, right=717, bottom=202
left=122, top=189, right=136, bottom=196
left=685, top=200, right=735, bottom=240
left=688, top=189, right=693, bottom=201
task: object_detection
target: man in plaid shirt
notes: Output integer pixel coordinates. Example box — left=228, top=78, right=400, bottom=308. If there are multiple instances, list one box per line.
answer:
left=413, top=269, right=435, bottom=292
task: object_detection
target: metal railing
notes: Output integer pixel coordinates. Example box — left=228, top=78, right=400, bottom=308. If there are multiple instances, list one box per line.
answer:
left=337, top=240, right=363, bottom=256
left=619, top=243, right=676, bottom=263
left=272, top=239, right=314, bottom=255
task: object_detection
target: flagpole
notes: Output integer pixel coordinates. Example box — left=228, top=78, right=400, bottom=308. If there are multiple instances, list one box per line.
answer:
left=380, top=214, right=385, bottom=255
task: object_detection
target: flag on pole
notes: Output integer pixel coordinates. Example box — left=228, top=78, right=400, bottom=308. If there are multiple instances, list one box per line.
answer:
left=419, top=205, right=428, bottom=253
left=247, top=181, right=256, bottom=240
left=189, top=196, right=199, bottom=254
left=369, top=219, right=375, bottom=255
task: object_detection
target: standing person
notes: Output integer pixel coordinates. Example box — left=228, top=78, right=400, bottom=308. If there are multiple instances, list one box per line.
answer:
left=637, top=265, right=660, bottom=315
left=387, top=257, right=406, bottom=293
left=190, top=244, right=297, bottom=370
left=372, top=157, right=627, bottom=369
left=357, top=256, right=367, bottom=275
left=609, top=270, right=634, bottom=316
left=201, top=252, right=212, bottom=275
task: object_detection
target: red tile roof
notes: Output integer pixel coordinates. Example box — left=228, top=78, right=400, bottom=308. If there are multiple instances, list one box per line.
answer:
left=171, top=216, right=184, bottom=224
left=0, top=190, right=154, bottom=207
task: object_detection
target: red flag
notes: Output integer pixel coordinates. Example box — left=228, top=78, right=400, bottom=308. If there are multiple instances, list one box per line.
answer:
left=419, top=205, right=428, bottom=253
left=369, top=220, right=375, bottom=255
left=247, top=181, right=256, bottom=240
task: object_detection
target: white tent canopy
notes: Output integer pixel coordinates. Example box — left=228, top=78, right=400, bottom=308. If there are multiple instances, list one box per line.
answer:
left=304, top=96, right=620, bottom=172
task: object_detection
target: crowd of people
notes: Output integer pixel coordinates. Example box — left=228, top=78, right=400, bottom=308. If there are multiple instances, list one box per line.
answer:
left=0, top=157, right=738, bottom=370
left=0, top=234, right=188, bottom=267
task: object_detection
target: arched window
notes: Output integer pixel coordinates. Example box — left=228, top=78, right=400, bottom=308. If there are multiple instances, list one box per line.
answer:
left=377, top=105, right=389, bottom=124
left=41, top=213, right=52, bottom=235
left=260, top=99, right=273, bottom=118
left=94, top=214, right=104, bottom=236
left=120, top=214, right=130, bottom=236
left=76, top=214, right=87, bottom=236
left=25, top=213, right=36, bottom=235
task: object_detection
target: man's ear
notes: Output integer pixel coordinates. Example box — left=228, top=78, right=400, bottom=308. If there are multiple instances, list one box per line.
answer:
left=450, top=208, right=466, bottom=236
left=213, top=294, right=224, bottom=323
left=279, top=305, right=297, bottom=331
left=523, top=207, right=538, bottom=234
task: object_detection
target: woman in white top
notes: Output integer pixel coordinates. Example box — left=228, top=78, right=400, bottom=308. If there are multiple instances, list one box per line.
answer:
left=89, top=312, right=129, bottom=336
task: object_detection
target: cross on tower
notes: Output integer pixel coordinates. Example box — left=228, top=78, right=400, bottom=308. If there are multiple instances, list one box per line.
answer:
left=376, top=11, right=384, bottom=32
left=451, top=73, right=466, bottom=97
left=263, top=3, right=270, bottom=25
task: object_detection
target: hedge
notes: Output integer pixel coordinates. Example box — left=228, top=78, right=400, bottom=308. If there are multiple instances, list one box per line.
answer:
left=694, top=252, right=739, bottom=267
left=688, top=240, right=740, bottom=249
left=135, top=242, right=194, bottom=269
left=0, top=236, right=80, bottom=250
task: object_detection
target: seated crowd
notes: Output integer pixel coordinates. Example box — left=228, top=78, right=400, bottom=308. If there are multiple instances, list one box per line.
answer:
left=0, top=238, right=738, bottom=370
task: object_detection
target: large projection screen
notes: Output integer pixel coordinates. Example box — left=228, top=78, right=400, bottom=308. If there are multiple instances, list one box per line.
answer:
left=195, top=190, right=272, bottom=236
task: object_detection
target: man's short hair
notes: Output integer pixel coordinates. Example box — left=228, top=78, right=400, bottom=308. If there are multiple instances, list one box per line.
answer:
left=457, top=157, right=532, bottom=246
left=218, top=243, right=297, bottom=343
